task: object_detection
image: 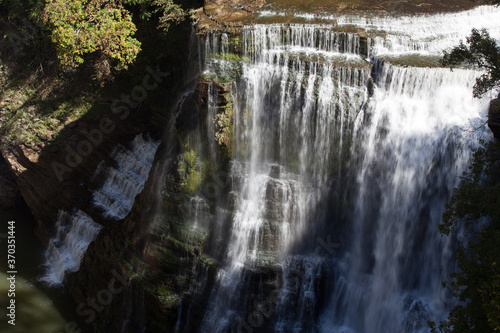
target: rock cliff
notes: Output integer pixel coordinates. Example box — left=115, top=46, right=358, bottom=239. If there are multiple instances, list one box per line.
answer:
left=489, top=98, right=500, bottom=138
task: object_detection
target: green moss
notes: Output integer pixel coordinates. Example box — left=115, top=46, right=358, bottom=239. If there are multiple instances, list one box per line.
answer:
left=213, top=52, right=250, bottom=62
left=214, top=94, right=234, bottom=152
left=177, top=149, right=203, bottom=195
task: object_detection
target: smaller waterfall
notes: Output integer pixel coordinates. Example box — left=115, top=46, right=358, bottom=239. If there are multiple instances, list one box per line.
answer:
left=185, top=196, right=210, bottom=229
left=93, top=134, right=160, bottom=220
left=338, top=6, right=500, bottom=56
left=41, top=210, right=101, bottom=286
left=247, top=25, right=363, bottom=55
left=42, top=133, right=159, bottom=286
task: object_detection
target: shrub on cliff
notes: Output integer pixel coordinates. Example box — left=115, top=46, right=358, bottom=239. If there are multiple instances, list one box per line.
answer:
left=42, top=0, right=141, bottom=71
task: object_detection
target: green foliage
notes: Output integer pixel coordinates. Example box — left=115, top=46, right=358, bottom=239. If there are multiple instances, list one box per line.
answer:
left=121, top=0, right=188, bottom=28
left=122, top=0, right=155, bottom=19
left=431, top=141, right=500, bottom=332
left=177, top=149, right=202, bottom=194
left=0, top=74, right=97, bottom=147
left=42, top=0, right=141, bottom=71
left=214, top=52, right=250, bottom=62
left=442, top=29, right=500, bottom=98
left=153, top=0, right=187, bottom=32
left=214, top=95, right=233, bottom=152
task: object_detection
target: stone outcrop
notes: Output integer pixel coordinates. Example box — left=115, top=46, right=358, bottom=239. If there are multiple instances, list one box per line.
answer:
left=195, top=75, right=234, bottom=153
left=489, top=98, right=500, bottom=139
left=0, top=154, right=20, bottom=209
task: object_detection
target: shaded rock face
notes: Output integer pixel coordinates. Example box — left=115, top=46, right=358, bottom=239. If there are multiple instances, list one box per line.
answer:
left=489, top=98, right=500, bottom=139
left=1, top=109, right=163, bottom=246
left=0, top=154, right=20, bottom=209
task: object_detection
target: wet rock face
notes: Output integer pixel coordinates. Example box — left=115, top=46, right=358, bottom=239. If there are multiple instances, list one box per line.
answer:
left=489, top=98, right=500, bottom=139
left=196, top=76, right=231, bottom=106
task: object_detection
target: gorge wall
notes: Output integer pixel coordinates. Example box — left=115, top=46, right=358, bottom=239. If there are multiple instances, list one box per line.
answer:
left=1, top=2, right=500, bottom=333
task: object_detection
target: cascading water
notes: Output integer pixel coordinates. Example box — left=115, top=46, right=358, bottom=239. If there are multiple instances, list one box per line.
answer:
left=41, top=210, right=101, bottom=286
left=93, top=134, right=160, bottom=220
left=320, top=61, right=491, bottom=333
left=41, top=133, right=159, bottom=286
left=194, top=5, right=500, bottom=333
left=259, top=6, right=500, bottom=56
left=201, top=25, right=371, bottom=332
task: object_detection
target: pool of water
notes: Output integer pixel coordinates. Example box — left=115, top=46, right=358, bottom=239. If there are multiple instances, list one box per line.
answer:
left=0, top=203, right=93, bottom=333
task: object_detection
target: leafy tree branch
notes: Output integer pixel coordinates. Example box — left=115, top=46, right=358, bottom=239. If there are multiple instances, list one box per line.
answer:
left=442, top=28, right=500, bottom=98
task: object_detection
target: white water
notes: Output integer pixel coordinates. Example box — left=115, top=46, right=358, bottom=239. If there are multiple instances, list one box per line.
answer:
left=243, top=25, right=364, bottom=56
left=202, top=22, right=371, bottom=332
left=197, top=6, right=498, bottom=333
left=335, top=6, right=500, bottom=55
left=320, top=61, right=492, bottom=333
left=41, top=210, right=101, bottom=286
left=258, top=5, right=500, bottom=56
left=42, top=133, right=159, bottom=286
left=93, top=134, right=160, bottom=220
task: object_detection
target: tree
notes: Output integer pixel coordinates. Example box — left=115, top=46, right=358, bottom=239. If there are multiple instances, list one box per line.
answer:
left=442, top=28, right=500, bottom=98
left=42, top=0, right=141, bottom=71
left=153, top=0, right=186, bottom=32
left=430, top=141, right=500, bottom=332
left=122, top=0, right=188, bottom=32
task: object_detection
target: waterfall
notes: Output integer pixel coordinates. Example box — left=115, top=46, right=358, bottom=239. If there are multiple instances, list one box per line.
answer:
left=241, top=25, right=366, bottom=57
left=320, top=61, right=491, bottom=333
left=41, top=210, right=101, bottom=286
left=333, top=5, right=500, bottom=56
left=42, top=133, right=159, bottom=286
left=93, top=134, right=160, bottom=220
left=201, top=22, right=372, bottom=332
left=195, top=5, right=500, bottom=332
left=257, top=6, right=500, bottom=56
